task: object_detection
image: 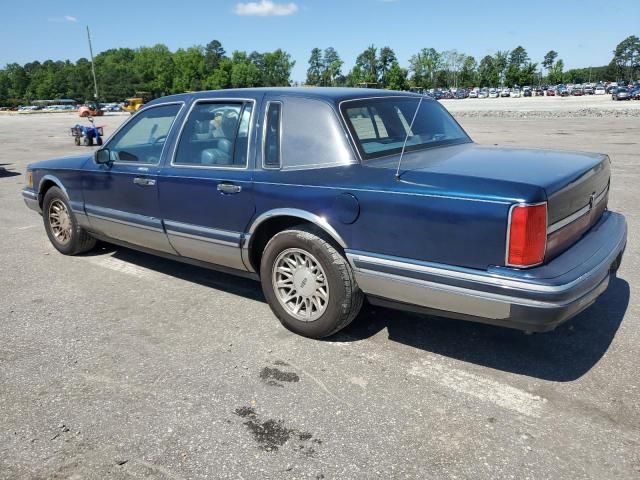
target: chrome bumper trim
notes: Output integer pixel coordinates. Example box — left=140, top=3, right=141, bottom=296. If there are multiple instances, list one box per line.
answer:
left=22, top=189, right=40, bottom=213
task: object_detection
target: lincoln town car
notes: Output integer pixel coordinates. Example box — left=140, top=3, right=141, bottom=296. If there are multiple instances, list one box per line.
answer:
left=22, top=88, right=627, bottom=338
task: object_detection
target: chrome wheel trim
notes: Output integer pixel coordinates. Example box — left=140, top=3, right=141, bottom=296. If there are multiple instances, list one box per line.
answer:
left=48, top=199, right=72, bottom=245
left=272, top=248, right=329, bottom=322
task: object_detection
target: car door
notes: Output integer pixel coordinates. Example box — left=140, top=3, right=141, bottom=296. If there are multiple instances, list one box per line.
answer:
left=157, top=98, right=256, bottom=271
left=82, top=102, right=183, bottom=253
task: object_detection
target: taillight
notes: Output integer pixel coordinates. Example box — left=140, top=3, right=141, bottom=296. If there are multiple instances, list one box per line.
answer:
left=507, top=203, right=547, bottom=267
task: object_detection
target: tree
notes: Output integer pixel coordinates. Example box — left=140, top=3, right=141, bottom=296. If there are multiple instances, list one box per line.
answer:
left=322, top=47, right=343, bottom=86
left=262, top=49, right=295, bottom=86
left=306, top=48, right=323, bottom=86
left=409, top=48, right=441, bottom=89
left=542, top=50, right=558, bottom=74
left=459, top=56, right=477, bottom=87
left=378, top=46, right=397, bottom=88
left=613, top=35, right=640, bottom=81
left=355, top=45, right=378, bottom=84
left=478, top=55, right=498, bottom=87
left=385, top=61, right=408, bottom=91
left=204, top=40, right=226, bottom=74
left=549, top=59, right=564, bottom=84
left=494, top=50, right=509, bottom=86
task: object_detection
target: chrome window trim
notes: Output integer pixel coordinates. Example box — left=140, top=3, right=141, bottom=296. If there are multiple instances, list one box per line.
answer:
left=100, top=101, right=185, bottom=167
left=504, top=202, right=548, bottom=268
left=261, top=100, right=283, bottom=170
left=547, top=184, right=609, bottom=234
left=169, top=98, right=256, bottom=171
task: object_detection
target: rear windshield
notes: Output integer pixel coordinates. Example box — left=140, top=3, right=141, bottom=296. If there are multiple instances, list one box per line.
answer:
left=341, top=97, right=470, bottom=160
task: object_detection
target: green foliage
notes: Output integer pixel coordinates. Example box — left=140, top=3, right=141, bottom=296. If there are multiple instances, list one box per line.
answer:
left=0, top=39, right=295, bottom=105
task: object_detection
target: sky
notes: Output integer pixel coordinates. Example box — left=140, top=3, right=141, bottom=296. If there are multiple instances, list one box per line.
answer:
left=1, top=0, right=638, bottom=82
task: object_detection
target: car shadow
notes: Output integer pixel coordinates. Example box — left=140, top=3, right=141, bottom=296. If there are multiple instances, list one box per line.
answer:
left=84, top=243, right=629, bottom=382
left=337, top=277, right=630, bottom=382
left=84, top=243, right=264, bottom=302
left=0, top=166, right=21, bottom=178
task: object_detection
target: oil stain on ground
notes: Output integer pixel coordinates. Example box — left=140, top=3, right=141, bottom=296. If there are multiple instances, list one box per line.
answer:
left=260, top=362, right=300, bottom=388
left=234, top=406, right=319, bottom=455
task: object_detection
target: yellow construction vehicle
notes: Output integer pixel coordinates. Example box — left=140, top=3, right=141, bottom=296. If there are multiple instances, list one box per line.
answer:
left=123, top=92, right=151, bottom=114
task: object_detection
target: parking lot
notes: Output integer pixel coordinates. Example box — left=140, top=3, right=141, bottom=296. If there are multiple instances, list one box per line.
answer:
left=1, top=103, right=639, bottom=479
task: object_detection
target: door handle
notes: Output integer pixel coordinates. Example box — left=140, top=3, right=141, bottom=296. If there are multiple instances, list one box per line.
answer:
left=133, top=177, right=156, bottom=186
left=217, top=183, right=242, bottom=194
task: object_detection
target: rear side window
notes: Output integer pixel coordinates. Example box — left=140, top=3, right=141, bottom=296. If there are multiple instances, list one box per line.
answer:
left=173, top=101, right=253, bottom=168
left=263, top=102, right=282, bottom=168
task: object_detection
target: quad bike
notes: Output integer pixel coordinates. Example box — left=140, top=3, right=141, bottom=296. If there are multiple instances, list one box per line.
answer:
left=70, top=116, right=104, bottom=146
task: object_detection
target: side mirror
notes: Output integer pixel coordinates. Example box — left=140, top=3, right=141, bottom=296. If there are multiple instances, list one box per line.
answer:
left=95, top=148, right=111, bottom=165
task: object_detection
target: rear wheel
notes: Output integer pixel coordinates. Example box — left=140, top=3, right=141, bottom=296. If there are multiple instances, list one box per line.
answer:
left=43, top=187, right=96, bottom=255
left=260, top=225, right=363, bottom=338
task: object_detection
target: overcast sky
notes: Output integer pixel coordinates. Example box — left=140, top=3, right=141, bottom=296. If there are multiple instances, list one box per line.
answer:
left=1, top=0, right=639, bottom=81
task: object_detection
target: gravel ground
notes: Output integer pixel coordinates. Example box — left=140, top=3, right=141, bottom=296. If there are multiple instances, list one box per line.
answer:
left=0, top=108, right=638, bottom=480
left=442, top=94, right=640, bottom=117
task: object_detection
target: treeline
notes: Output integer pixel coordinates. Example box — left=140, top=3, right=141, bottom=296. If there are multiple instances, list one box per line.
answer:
left=318, top=35, right=639, bottom=90
left=0, top=35, right=638, bottom=106
left=0, top=40, right=294, bottom=105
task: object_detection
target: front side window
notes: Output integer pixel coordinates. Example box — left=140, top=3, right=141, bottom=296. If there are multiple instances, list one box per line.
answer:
left=174, top=101, right=253, bottom=168
left=107, top=103, right=181, bottom=164
left=341, top=97, right=471, bottom=160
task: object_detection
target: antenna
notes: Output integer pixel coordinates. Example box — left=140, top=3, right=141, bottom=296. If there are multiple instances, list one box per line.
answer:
left=86, top=26, right=98, bottom=100
left=395, top=96, right=424, bottom=179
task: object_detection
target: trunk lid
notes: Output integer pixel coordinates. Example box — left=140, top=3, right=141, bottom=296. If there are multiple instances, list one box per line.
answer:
left=370, top=143, right=610, bottom=261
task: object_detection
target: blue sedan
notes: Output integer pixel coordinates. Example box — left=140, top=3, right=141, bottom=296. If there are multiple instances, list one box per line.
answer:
left=22, top=88, right=626, bottom=338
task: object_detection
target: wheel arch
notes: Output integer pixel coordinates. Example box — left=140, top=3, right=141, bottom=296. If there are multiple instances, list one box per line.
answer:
left=38, top=175, right=69, bottom=208
left=244, top=209, right=347, bottom=274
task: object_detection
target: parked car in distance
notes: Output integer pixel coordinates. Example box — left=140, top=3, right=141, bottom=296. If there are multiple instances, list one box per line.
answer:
left=572, top=87, right=584, bottom=96
left=546, top=88, right=556, bottom=96
left=630, top=88, right=640, bottom=100
left=595, top=85, right=606, bottom=95
left=612, top=87, right=630, bottom=100
left=468, top=89, right=478, bottom=98
left=557, top=85, right=569, bottom=97
left=511, top=88, right=521, bottom=98
left=478, top=88, right=489, bottom=99
left=489, top=88, right=499, bottom=98
left=22, top=88, right=627, bottom=338
left=583, top=85, right=594, bottom=95
left=500, top=88, right=511, bottom=97
left=523, top=88, right=532, bottom=97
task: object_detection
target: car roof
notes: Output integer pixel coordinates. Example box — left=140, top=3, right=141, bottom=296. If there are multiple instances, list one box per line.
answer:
left=147, top=87, right=424, bottom=107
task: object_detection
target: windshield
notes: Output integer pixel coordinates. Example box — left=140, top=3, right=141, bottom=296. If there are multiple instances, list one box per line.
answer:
left=341, top=97, right=471, bottom=160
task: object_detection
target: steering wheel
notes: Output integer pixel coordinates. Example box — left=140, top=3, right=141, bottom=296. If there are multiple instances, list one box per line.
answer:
left=152, top=135, right=167, bottom=145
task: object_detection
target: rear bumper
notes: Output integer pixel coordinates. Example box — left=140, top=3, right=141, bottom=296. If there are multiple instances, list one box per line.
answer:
left=22, top=189, right=41, bottom=213
left=347, top=211, right=627, bottom=332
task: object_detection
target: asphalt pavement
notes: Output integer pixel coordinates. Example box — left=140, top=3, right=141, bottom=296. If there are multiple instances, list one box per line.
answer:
left=0, top=111, right=638, bottom=479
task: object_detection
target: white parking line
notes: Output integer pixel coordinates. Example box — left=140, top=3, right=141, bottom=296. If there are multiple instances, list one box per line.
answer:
left=408, top=359, right=547, bottom=418
left=86, top=255, right=157, bottom=280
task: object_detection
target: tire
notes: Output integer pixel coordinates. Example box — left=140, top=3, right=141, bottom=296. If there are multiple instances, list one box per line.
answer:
left=96, top=137, right=103, bottom=146
left=43, top=186, right=96, bottom=255
left=82, top=136, right=90, bottom=146
left=260, top=225, right=364, bottom=339
left=74, top=136, right=81, bottom=146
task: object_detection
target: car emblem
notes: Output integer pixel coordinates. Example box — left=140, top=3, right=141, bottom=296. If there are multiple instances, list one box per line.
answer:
left=589, top=193, right=596, bottom=209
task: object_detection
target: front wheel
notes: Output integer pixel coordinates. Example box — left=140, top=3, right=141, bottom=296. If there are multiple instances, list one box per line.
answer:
left=260, top=225, right=364, bottom=339
left=43, top=187, right=96, bottom=255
